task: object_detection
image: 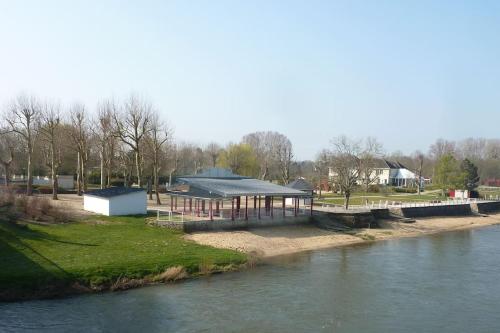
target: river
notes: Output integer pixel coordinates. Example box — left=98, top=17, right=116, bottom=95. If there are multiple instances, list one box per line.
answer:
left=2, top=225, right=500, bottom=332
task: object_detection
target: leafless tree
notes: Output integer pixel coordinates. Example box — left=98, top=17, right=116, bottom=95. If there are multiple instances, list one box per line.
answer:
left=205, top=142, right=221, bottom=167
left=95, top=100, right=117, bottom=189
left=329, top=136, right=362, bottom=210
left=412, top=150, right=425, bottom=195
left=314, top=149, right=330, bottom=198
left=146, top=114, right=171, bottom=204
left=69, top=103, right=89, bottom=195
left=429, top=138, right=456, bottom=160
left=359, top=137, right=383, bottom=191
left=113, top=95, right=152, bottom=187
left=0, top=131, right=16, bottom=187
left=4, top=95, right=40, bottom=195
left=39, top=101, right=62, bottom=199
left=274, top=134, right=293, bottom=184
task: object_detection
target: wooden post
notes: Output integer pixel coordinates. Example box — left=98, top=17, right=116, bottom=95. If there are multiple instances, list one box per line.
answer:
left=231, top=197, right=235, bottom=221
left=310, top=197, right=313, bottom=216
left=216, top=201, right=220, bottom=215
left=258, top=195, right=261, bottom=219
left=183, top=198, right=186, bottom=212
left=189, top=198, right=192, bottom=212
left=202, top=200, right=205, bottom=213
left=253, top=196, right=257, bottom=210
left=170, top=195, right=173, bottom=212
left=174, top=196, right=178, bottom=210
left=245, top=196, right=248, bottom=220
left=282, top=197, right=286, bottom=217
left=209, top=201, right=213, bottom=221
left=294, top=197, right=298, bottom=217
left=271, top=196, right=274, bottom=218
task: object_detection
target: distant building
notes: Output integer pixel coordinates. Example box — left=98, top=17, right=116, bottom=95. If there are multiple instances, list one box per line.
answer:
left=328, top=159, right=424, bottom=188
left=83, top=187, right=147, bottom=216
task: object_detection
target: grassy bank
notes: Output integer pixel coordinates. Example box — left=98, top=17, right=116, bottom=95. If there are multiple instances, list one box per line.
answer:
left=0, top=214, right=246, bottom=301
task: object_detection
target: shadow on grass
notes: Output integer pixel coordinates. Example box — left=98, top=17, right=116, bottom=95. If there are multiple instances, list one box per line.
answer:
left=0, top=223, right=74, bottom=300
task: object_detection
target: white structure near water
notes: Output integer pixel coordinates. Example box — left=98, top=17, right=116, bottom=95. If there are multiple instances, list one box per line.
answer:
left=83, top=187, right=147, bottom=216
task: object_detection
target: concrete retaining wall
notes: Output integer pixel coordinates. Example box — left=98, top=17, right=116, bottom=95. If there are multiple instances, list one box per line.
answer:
left=313, top=211, right=376, bottom=229
left=388, top=204, right=473, bottom=218
left=156, top=216, right=312, bottom=232
left=470, top=201, right=500, bottom=214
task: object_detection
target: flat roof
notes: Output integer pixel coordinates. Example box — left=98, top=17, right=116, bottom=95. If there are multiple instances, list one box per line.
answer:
left=85, top=187, right=145, bottom=198
left=176, top=177, right=309, bottom=198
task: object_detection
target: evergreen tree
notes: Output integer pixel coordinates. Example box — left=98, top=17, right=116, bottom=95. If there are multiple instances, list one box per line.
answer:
left=461, top=158, right=480, bottom=191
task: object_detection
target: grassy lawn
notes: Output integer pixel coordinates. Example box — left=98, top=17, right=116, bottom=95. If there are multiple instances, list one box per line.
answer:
left=0, top=214, right=246, bottom=300
left=316, top=193, right=446, bottom=206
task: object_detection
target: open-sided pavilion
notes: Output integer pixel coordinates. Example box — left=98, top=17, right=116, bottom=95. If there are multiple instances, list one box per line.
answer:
left=167, top=168, right=312, bottom=221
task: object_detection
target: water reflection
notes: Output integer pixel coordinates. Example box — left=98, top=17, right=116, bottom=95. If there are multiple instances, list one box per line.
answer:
left=1, top=225, right=500, bottom=333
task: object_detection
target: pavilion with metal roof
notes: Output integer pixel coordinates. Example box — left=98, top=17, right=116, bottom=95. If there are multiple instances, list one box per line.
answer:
left=168, top=168, right=312, bottom=221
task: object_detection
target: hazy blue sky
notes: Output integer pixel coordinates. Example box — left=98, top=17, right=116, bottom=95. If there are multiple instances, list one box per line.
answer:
left=1, top=0, right=499, bottom=160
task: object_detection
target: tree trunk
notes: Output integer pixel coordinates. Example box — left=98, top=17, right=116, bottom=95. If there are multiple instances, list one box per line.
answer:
left=100, top=147, right=105, bottom=189
left=154, top=166, right=161, bottom=205
left=3, top=165, right=10, bottom=187
left=51, top=146, right=58, bottom=200
left=77, top=152, right=82, bottom=196
left=148, top=176, right=153, bottom=200
left=135, top=150, right=141, bottom=187
left=344, top=192, right=350, bottom=210
left=26, top=150, right=33, bottom=196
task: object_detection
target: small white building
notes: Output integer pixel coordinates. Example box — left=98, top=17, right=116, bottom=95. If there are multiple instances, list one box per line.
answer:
left=83, top=187, right=147, bottom=216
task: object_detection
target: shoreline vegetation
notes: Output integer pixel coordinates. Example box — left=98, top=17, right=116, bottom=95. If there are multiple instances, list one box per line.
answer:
left=0, top=213, right=247, bottom=302
left=2, top=201, right=500, bottom=302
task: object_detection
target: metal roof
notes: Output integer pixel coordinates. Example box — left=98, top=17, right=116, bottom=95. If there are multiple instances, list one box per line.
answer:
left=176, top=177, right=309, bottom=198
left=179, top=167, right=249, bottom=179
left=286, top=178, right=314, bottom=191
left=85, top=187, right=145, bottom=198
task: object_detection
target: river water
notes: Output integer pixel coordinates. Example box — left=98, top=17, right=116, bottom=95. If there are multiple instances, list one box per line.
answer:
left=2, top=225, right=500, bottom=332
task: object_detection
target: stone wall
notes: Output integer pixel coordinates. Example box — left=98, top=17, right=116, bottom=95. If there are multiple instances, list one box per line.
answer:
left=389, top=204, right=473, bottom=218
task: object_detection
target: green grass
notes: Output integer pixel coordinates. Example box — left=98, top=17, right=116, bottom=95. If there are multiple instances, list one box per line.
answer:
left=0, top=214, right=246, bottom=298
left=316, top=193, right=446, bottom=206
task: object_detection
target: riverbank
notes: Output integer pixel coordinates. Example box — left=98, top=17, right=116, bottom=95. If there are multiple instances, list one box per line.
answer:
left=0, top=214, right=246, bottom=302
left=185, top=214, right=500, bottom=258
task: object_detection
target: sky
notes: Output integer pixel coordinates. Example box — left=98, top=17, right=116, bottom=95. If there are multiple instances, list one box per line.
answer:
left=1, top=0, right=499, bottom=160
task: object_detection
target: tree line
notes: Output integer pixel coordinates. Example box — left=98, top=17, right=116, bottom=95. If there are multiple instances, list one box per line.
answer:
left=0, top=94, right=296, bottom=203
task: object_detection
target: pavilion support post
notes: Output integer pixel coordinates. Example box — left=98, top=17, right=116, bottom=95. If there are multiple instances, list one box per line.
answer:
left=282, top=197, right=286, bottom=218
left=209, top=201, right=213, bottom=221
left=170, top=195, right=173, bottom=212
left=197, top=199, right=200, bottom=217
left=236, top=196, right=241, bottom=215
left=258, top=195, right=261, bottom=219
left=253, top=196, right=257, bottom=211
left=202, top=200, right=205, bottom=213
left=310, top=198, right=313, bottom=216
left=271, top=196, right=274, bottom=218
left=174, top=196, right=178, bottom=210
left=216, top=201, right=220, bottom=215
left=189, top=198, right=192, bottom=212
left=231, top=197, right=235, bottom=221
left=293, top=197, right=299, bottom=217
left=245, top=196, right=248, bottom=220
left=183, top=198, right=186, bottom=212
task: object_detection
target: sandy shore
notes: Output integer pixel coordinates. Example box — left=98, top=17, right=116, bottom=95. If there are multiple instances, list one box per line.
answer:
left=185, top=214, right=500, bottom=258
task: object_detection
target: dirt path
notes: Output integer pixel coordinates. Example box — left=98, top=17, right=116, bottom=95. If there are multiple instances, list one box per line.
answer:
left=185, top=214, right=500, bottom=258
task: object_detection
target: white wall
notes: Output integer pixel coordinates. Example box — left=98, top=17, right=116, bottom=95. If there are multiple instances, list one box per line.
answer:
left=84, top=195, right=110, bottom=216
left=83, top=191, right=147, bottom=216
left=109, top=191, right=147, bottom=215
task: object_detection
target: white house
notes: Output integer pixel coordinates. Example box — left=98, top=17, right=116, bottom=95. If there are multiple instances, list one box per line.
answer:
left=329, top=159, right=424, bottom=188
left=83, top=187, right=147, bottom=216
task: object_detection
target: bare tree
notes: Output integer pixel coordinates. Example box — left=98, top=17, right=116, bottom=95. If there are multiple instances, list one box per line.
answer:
left=146, top=114, right=171, bottom=204
left=359, top=137, right=383, bottom=191
left=4, top=95, right=40, bottom=195
left=39, top=102, right=62, bottom=200
left=205, top=142, right=221, bottom=167
left=314, top=149, right=330, bottom=198
left=329, top=136, right=362, bottom=210
left=113, top=95, right=152, bottom=187
left=0, top=131, right=16, bottom=187
left=69, top=103, right=89, bottom=195
left=274, top=134, right=293, bottom=184
left=95, top=100, right=117, bottom=189
left=413, top=150, right=425, bottom=195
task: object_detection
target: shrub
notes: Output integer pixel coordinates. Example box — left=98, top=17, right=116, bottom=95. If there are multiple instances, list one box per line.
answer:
left=367, top=185, right=380, bottom=193
left=393, top=187, right=417, bottom=194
